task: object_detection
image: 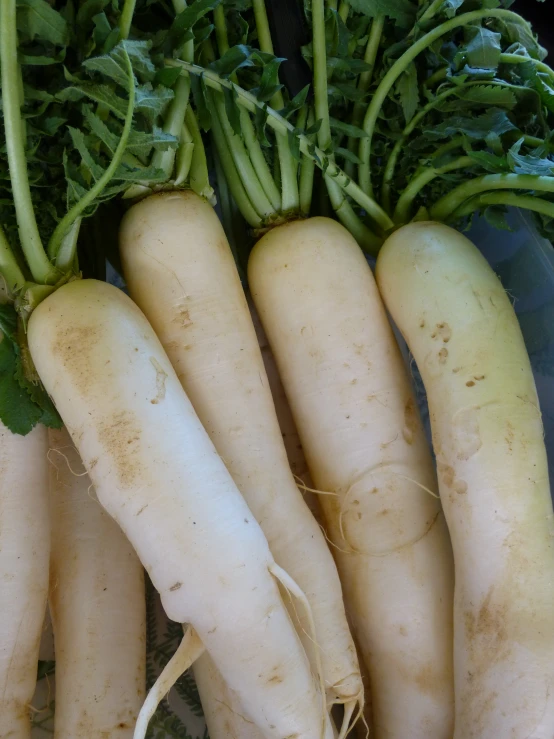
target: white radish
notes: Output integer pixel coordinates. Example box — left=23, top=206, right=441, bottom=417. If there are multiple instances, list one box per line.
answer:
left=0, top=423, right=49, bottom=739
left=28, top=278, right=332, bottom=739
left=119, top=191, right=362, bottom=720
left=248, top=295, right=323, bottom=525
left=48, top=426, right=146, bottom=737
left=248, top=217, right=455, bottom=739
left=194, top=653, right=266, bottom=739
left=376, top=221, right=554, bottom=739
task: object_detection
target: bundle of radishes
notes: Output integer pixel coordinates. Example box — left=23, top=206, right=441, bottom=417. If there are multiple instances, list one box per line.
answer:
left=1, top=1, right=554, bottom=738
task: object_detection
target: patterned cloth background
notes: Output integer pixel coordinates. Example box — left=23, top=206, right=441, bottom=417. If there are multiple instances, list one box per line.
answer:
left=30, top=211, right=554, bottom=738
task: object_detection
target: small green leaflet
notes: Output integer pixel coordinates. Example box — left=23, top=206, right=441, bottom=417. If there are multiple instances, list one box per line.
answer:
left=424, top=108, right=518, bottom=140
left=58, top=83, right=129, bottom=119
left=347, top=0, right=416, bottom=26
left=329, top=118, right=368, bottom=138
left=463, top=25, right=502, bottom=72
left=441, top=0, right=464, bottom=19
left=467, top=149, right=510, bottom=173
left=170, top=0, right=222, bottom=43
left=135, top=85, right=175, bottom=125
left=16, top=0, right=69, bottom=46
left=507, top=138, right=554, bottom=176
left=484, top=205, right=514, bottom=231
left=396, top=62, right=419, bottom=123
left=223, top=86, right=242, bottom=137
left=0, top=304, right=61, bottom=434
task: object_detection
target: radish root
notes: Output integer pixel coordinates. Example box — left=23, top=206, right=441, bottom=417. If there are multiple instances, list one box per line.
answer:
left=133, top=625, right=205, bottom=739
left=269, top=562, right=328, bottom=739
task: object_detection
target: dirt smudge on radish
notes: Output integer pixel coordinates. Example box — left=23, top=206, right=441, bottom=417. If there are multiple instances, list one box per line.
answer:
left=97, top=410, right=143, bottom=487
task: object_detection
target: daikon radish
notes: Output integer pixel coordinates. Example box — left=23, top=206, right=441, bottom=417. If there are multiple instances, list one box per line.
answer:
left=28, top=278, right=332, bottom=739
left=48, top=426, right=146, bottom=737
left=376, top=221, right=554, bottom=739
left=0, top=423, right=49, bottom=738
left=119, top=191, right=362, bottom=722
left=249, top=216, right=455, bottom=739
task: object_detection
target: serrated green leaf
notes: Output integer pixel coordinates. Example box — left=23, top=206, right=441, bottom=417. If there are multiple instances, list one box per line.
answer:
left=256, top=57, right=284, bottom=103
left=254, top=105, right=270, bottom=147
left=467, top=150, right=510, bottom=173
left=127, top=128, right=179, bottom=157
left=67, top=127, right=105, bottom=181
left=329, top=8, right=351, bottom=58
left=92, top=11, right=112, bottom=49
left=288, top=128, right=301, bottom=162
left=76, top=0, right=110, bottom=28
left=454, top=84, right=517, bottom=109
left=424, top=108, right=517, bottom=140
left=154, top=67, right=183, bottom=88
left=484, top=205, right=514, bottom=231
left=463, top=25, right=501, bottom=71
left=280, top=85, right=310, bottom=119
left=396, top=62, right=418, bottom=123
left=335, top=146, right=362, bottom=164
left=82, top=106, right=119, bottom=154
left=58, top=83, right=128, bottom=119
left=16, top=0, right=69, bottom=46
left=347, top=0, right=416, bottom=25
left=507, top=138, right=554, bottom=176
left=83, top=43, right=134, bottom=89
left=135, top=84, right=174, bottom=125
left=125, top=40, right=156, bottom=83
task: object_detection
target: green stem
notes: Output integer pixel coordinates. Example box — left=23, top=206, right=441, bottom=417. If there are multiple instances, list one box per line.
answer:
left=299, top=107, right=316, bottom=216
left=499, top=53, right=554, bottom=82
left=0, top=225, right=26, bottom=294
left=151, top=75, right=191, bottom=178
left=411, top=0, right=443, bottom=32
left=48, top=49, right=135, bottom=258
left=451, top=191, right=554, bottom=221
left=252, top=0, right=299, bottom=211
left=212, top=143, right=247, bottom=277
left=209, top=100, right=263, bottom=227
left=423, top=66, right=448, bottom=87
left=212, top=91, right=275, bottom=219
left=173, top=0, right=194, bottom=62
left=119, top=0, right=137, bottom=39
left=430, top=173, right=554, bottom=221
left=326, top=177, right=381, bottom=252
left=338, top=0, right=349, bottom=22
left=171, top=61, right=393, bottom=230
left=345, top=15, right=384, bottom=179
left=313, top=0, right=331, bottom=151
left=1, top=0, right=55, bottom=285
left=55, top=217, right=82, bottom=271
left=213, top=4, right=229, bottom=54
left=239, top=108, right=282, bottom=211
left=359, top=8, right=522, bottom=196
left=184, top=107, right=214, bottom=202
left=393, top=155, right=474, bottom=224
left=174, top=123, right=194, bottom=186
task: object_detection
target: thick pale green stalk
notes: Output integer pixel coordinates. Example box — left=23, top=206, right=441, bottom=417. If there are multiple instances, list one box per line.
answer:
left=393, top=156, right=474, bottom=224
left=48, top=49, right=135, bottom=259
left=240, top=109, right=282, bottom=211
left=174, top=123, right=194, bottom=186
left=430, top=173, right=554, bottom=221
left=209, top=104, right=264, bottom=228
left=359, top=8, right=522, bottom=196
left=451, top=191, right=554, bottom=221
left=298, top=108, right=316, bottom=216
left=151, top=76, right=191, bottom=178
left=0, top=225, right=26, bottom=294
left=325, top=177, right=382, bottom=253
left=212, top=93, right=275, bottom=219
left=171, top=61, right=393, bottom=230
left=338, top=0, right=349, bottom=22
left=184, top=107, right=214, bottom=202
left=119, top=0, right=137, bottom=40
left=1, top=0, right=55, bottom=285
left=252, top=0, right=299, bottom=212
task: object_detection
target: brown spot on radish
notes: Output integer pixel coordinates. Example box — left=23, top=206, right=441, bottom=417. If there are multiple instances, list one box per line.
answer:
left=414, top=662, right=443, bottom=697
left=399, top=625, right=407, bottom=636
left=419, top=319, right=425, bottom=328
left=267, top=673, right=284, bottom=685
left=172, top=306, right=193, bottom=328
left=431, top=322, right=452, bottom=343
left=169, top=582, right=182, bottom=591
left=453, top=367, right=461, bottom=373
left=402, top=397, right=417, bottom=445
left=97, top=410, right=143, bottom=487
left=453, top=407, right=482, bottom=461
left=89, top=457, right=98, bottom=469
left=438, top=347, right=448, bottom=364
left=438, top=463, right=455, bottom=488
left=149, top=357, right=167, bottom=404
left=466, top=380, right=475, bottom=387
left=454, top=480, right=468, bottom=495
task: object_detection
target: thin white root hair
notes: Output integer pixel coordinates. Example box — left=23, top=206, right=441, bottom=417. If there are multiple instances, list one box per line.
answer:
left=318, top=523, right=353, bottom=555
left=269, top=563, right=328, bottom=739
left=336, top=692, right=365, bottom=739
left=133, top=625, right=205, bottom=739
left=391, top=472, right=440, bottom=499
left=293, top=474, right=338, bottom=497
left=47, top=447, right=88, bottom=477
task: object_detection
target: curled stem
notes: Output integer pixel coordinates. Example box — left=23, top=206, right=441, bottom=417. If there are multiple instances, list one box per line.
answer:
left=451, top=191, right=554, bottom=222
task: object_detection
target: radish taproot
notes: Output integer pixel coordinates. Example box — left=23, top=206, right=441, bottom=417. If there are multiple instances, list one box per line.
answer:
left=119, top=190, right=362, bottom=723
left=0, top=423, right=49, bottom=738
left=249, top=216, right=455, bottom=739
left=27, top=278, right=332, bottom=739
left=376, top=221, right=554, bottom=739
left=48, top=426, right=145, bottom=737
